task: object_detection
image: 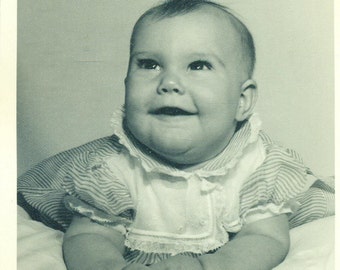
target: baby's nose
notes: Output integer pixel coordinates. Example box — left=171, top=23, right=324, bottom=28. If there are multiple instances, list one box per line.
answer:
left=157, top=71, right=184, bottom=95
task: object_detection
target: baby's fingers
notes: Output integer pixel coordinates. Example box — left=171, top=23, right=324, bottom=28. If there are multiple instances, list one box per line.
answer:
left=149, top=255, right=203, bottom=270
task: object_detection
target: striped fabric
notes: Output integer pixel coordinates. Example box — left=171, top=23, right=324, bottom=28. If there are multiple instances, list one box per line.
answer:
left=289, top=184, right=335, bottom=229
left=239, top=133, right=334, bottom=229
left=18, top=136, right=125, bottom=230
left=240, top=133, right=308, bottom=215
left=18, top=114, right=335, bottom=265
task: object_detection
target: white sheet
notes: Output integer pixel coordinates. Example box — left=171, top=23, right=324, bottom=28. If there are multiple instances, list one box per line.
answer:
left=17, top=206, right=66, bottom=270
left=274, top=215, right=334, bottom=270
left=17, top=206, right=334, bottom=270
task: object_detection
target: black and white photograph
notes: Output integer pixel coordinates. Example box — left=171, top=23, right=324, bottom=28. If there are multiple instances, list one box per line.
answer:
left=1, top=0, right=337, bottom=269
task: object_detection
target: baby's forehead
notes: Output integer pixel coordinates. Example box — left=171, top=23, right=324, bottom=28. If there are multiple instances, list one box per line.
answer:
left=138, top=5, right=239, bottom=36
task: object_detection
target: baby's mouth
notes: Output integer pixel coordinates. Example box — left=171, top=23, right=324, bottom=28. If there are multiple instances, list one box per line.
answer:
left=151, top=107, right=196, bottom=116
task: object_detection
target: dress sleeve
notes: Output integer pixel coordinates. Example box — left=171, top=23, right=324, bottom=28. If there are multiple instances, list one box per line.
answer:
left=17, top=136, right=135, bottom=232
left=239, top=143, right=312, bottom=225
left=62, top=150, right=135, bottom=232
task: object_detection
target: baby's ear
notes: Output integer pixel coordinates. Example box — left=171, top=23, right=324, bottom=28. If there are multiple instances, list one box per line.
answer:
left=235, top=79, right=257, bottom=121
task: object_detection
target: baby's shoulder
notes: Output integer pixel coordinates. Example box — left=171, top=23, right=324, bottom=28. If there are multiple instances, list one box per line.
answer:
left=240, top=131, right=309, bottom=196
left=258, top=130, right=304, bottom=165
left=66, top=135, right=123, bottom=157
left=18, top=135, right=124, bottom=183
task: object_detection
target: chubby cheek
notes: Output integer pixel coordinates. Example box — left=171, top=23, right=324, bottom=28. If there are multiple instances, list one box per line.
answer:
left=125, top=110, right=149, bottom=147
left=197, top=93, right=240, bottom=120
left=196, top=93, right=240, bottom=139
left=124, top=87, right=149, bottom=140
left=191, top=77, right=240, bottom=106
left=125, top=77, right=155, bottom=109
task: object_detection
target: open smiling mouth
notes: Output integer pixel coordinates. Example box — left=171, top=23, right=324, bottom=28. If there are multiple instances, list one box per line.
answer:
left=151, top=107, right=196, bottom=116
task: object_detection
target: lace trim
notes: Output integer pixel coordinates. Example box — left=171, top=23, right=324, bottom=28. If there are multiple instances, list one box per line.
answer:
left=110, top=106, right=262, bottom=179
left=242, top=200, right=300, bottom=224
left=125, top=232, right=228, bottom=255
left=64, top=195, right=132, bottom=227
left=222, top=200, right=301, bottom=231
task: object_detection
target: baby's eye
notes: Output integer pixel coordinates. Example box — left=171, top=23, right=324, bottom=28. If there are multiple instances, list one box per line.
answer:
left=188, top=60, right=213, bottom=71
left=137, top=59, right=160, bottom=70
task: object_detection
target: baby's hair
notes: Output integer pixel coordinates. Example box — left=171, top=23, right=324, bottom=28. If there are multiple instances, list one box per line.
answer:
left=130, top=0, right=256, bottom=77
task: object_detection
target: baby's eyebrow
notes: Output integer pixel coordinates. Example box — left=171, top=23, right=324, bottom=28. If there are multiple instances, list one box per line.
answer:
left=130, top=51, right=157, bottom=59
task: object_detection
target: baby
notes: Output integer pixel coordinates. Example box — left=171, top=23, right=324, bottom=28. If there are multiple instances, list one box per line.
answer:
left=18, top=0, right=334, bottom=270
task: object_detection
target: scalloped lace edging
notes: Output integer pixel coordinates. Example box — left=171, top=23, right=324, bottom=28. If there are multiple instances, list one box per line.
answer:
left=64, top=195, right=132, bottom=227
left=241, top=200, right=300, bottom=224
left=125, top=235, right=228, bottom=255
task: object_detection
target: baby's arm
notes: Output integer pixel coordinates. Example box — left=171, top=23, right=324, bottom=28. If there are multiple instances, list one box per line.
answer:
left=150, top=214, right=289, bottom=270
left=198, top=214, right=290, bottom=270
left=63, top=215, right=147, bottom=270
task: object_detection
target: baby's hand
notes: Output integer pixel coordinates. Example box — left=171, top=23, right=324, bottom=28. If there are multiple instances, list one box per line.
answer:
left=149, top=255, right=203, bottom=270
left=122, top=263, right=150, bottom=270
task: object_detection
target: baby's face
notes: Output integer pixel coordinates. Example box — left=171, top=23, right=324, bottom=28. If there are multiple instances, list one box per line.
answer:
left=125, top=8, right=249, bottom=166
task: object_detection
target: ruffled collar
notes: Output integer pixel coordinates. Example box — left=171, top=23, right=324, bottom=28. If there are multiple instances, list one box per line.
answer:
left=111, top=106, right=262, bottom=179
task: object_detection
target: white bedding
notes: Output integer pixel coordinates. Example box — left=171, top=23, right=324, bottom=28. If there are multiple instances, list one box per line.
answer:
left=17, top=206, right=334, bottom=270
left=274, top=215, right=334, bottom=270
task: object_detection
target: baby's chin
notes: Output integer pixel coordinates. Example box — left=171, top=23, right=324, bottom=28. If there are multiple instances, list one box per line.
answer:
left=149, top=140, right=193, bottom=160
left=146, top=140, right=215, bottom=167
left=125, top=128, right=195, bottom=166
left=125, top=121, right=219, bottom=166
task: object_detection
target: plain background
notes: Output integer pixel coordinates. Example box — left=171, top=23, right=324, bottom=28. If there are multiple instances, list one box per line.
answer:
left=17, top=0, right=334, bottom=176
